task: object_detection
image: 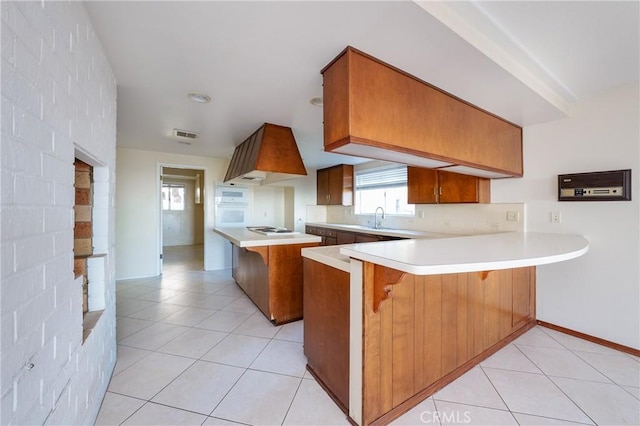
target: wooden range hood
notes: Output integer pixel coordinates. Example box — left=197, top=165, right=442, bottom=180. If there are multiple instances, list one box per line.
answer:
left=224, top=123, right=307, bottom=185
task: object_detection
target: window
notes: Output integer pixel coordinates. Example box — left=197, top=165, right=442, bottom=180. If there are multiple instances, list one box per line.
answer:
left=354, top=164, right=415, bottom=215
left=162, top=183, right=185, bottom=211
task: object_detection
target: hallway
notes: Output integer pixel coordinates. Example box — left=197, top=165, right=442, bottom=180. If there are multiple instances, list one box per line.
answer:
left=96, top=246, right=639, bottom=425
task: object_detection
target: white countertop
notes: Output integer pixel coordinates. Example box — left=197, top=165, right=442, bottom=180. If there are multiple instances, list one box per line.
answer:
left=301, top=245, right=351, bottom=273
left=214, top=227, right=321, bottom=247
left=339, top=232, right=589, bottom=275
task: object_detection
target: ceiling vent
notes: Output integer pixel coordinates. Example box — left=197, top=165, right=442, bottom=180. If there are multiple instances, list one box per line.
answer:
left=173, top=128, right=198, bottom=140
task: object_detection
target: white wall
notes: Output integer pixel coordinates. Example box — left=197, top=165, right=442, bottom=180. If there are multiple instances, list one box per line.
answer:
left=1, top=2, right=117, bottom=424
left=288, top=171, right=318, bottom=232
left=251, top=185, right=285, bottom=226
left=115, top=148, right=229, bottom=279
left=493, top=84, right=640, bottom=349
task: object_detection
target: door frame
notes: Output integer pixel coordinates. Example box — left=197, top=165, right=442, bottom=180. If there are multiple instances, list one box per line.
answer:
left=156, top=162, right=207, bottom=274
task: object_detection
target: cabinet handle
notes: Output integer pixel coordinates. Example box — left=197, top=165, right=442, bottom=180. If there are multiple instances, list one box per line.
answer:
left=439, top=187, right=443, bottom=195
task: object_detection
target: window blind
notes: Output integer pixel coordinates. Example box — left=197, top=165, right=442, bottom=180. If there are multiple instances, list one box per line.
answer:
left=355, top=165, right=408, bottom=190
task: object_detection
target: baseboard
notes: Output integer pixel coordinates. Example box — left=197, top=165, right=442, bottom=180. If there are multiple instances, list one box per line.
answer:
left=536, top=320, right=640, bottom=357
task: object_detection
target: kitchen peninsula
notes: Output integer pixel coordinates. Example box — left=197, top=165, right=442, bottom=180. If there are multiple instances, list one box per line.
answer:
left=214, top=227, right=321, bottom=324
left=302, top=231, right=589, bottom=426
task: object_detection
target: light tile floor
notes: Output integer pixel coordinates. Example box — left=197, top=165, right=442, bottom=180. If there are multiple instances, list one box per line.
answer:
left=96, top=245, right=640, bottom=425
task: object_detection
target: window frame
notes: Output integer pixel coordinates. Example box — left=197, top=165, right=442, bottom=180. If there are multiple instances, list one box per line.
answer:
left=162, top=183, right=186, bottom=211
left=354, top=164, right=415, bottom=216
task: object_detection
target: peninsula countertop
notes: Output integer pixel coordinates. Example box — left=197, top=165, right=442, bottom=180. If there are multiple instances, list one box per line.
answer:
left=339, top=232, right=589, bottom=275
left=214, top=227, right=322, bottom=247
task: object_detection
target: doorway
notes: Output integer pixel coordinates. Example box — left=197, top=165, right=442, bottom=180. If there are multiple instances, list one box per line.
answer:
left=160, top=166, right=205, bottom=272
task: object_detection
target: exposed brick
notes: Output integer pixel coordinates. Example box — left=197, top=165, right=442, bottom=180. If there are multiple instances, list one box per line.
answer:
left=74, top=187, right=90, bottom=205
left=74, top=160, right=91, bottom=173
left=74, top=205, right=91, bottom=222
left=73, top=221, right=91, bottom=239
left=73, top=258, right=86, bottom=277
left=74, top=170, right=91, bottom=188
left=73, top=238, right=92, bottom=257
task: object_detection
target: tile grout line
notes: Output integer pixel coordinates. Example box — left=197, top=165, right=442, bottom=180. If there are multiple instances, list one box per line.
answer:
left=475, top=365, right=519, bottom=422
left=508, top=342, right=598, bottom=425
left=513, top=342, right=598, bottom=425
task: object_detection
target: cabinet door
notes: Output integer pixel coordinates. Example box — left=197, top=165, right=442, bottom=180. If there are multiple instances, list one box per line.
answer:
left=317, top=165, right=354, bottom=206
left=303, top=259, right=350, bottom=410
left=337, top=231, right=356, bottom=245
left=322, top=47, right=523, bottom=177
left=355, top=233, right=380, bottom=243
left=317, top=168, right=330, bottom=205
left=438, top=170, right=490, bottom=204
left=328, top=165, right=354, bottom=206
left=407, top=166, right=438, bottom=204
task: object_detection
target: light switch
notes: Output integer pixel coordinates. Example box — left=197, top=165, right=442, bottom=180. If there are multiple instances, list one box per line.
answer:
left=506, top=211, right=519, bottom=222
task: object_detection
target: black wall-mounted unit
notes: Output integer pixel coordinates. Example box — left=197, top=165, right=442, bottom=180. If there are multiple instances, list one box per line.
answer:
left=558, top=169, right=631, bottom=201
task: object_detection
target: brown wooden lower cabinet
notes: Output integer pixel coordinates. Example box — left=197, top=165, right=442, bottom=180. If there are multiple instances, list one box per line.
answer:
left=361, top=264, right=536, bottom=425
left=303, top=259, right=351, bottom=412
left=303, top=260, right=536, bottom=425
left=305, top=225, right=405, bottom=246
left=232, top=242, right=319, bottom=325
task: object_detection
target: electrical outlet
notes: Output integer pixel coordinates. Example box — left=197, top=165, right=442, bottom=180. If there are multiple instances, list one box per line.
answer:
left=506, top=211, right=519, bottom=222
left=550, top=211, right=561, bottom=223
left=418, top=211, right=425, bottom=219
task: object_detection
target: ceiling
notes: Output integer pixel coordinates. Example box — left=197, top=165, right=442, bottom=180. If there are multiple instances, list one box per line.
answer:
left=84, top=1, right=639, bottom=171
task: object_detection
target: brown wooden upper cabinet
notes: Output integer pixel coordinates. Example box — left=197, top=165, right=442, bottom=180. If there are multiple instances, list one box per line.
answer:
left=321, top=47, right=523, bottom=178
left=317, top=164, right=354, bottom=206
left=408, top=167, right=490, bottom=204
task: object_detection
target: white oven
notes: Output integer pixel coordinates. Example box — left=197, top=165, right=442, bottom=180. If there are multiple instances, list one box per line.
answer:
left=215, top=184, right=249, bottom=228
left=216, top=185, right=249, bottom=204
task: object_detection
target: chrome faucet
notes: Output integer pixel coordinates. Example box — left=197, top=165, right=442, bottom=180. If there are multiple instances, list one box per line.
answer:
left=374, top=206, right=385, bottom=229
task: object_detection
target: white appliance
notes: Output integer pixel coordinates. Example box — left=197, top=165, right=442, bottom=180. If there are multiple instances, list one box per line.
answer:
left=215, top=184, right=250, bottom=228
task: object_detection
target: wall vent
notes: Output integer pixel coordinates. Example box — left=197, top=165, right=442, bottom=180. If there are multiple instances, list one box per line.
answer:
left=173, top=128, right=198, bottom=139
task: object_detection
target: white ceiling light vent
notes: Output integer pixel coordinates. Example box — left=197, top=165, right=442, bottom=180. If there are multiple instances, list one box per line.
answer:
left=172, top=128, right=198, bottom=144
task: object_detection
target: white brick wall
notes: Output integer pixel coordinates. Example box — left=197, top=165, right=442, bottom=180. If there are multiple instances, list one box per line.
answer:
left=1, top=1, right=117, bottom=424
